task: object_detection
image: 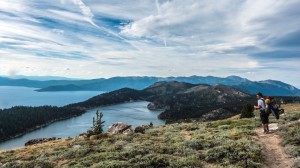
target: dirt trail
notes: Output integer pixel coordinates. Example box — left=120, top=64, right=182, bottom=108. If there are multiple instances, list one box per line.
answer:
left=255, top=123, right=293, bottom=168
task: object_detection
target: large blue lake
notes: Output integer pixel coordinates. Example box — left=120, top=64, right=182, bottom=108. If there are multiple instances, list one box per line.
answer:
left=0, top=86, right=164, bottom=150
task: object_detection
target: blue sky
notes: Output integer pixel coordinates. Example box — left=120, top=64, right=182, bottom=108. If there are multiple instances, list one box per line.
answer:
left=0, top=0, right=300, bottom=87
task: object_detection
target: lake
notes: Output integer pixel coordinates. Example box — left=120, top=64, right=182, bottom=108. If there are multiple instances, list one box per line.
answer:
left=0, top=87, right=164, bottom=150
left=0, top=86, right=104, bottom=109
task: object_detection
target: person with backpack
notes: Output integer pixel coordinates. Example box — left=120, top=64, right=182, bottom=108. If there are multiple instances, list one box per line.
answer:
left=254, top=92, right=269, bottom=134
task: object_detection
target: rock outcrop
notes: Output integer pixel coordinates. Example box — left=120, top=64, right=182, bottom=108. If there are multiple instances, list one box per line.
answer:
left=108, top=122, right=133, bottom=134
left=108, top=122, right=154, bottom=134
left=25, top=137, right=57, bottom=146
left=134, top=124, right=153, bottom=134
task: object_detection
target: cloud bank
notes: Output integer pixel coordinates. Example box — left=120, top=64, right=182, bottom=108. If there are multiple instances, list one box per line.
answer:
left=0, top=0, right=299, bottom=86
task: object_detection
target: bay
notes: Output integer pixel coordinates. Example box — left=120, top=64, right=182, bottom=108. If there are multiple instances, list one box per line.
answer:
left=0, top=87, right=164, bottom=150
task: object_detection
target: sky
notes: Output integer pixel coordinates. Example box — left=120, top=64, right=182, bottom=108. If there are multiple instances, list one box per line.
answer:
left=0, top=0, right=300, bottom=87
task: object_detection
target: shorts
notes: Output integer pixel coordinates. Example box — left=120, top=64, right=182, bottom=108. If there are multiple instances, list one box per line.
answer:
left=260, top=110, right=269, bottom=124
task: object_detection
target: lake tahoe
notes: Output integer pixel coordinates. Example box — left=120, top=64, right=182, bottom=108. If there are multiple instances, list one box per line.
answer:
left=0, top=87, right=164, bottom=150
left=0, top=86, right=104, bottom=109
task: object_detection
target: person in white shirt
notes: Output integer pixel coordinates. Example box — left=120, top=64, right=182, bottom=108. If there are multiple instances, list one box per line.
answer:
left=254, top=92, right=269, bottom=134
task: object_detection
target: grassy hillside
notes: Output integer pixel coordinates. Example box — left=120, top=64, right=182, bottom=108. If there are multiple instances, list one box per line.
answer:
left=276, top=104, right=300, bottom=167
left=0, top=104, right=299, bottom=168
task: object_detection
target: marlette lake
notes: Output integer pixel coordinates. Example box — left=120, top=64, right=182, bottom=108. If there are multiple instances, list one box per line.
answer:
left=0, top=86, right=165, bottom=150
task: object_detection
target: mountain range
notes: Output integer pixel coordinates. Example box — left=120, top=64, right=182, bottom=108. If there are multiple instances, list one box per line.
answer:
left=0, top=75, right=299, bottom=96
left=0, top=75, right=79, bottom=81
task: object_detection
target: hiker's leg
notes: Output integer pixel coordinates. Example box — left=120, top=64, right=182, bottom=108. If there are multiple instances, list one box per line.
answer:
left=266, top=115, right=269, bottom=132
left=260, top=113, right=265, bottom=132
left=262, top=124, right=267, bottom=133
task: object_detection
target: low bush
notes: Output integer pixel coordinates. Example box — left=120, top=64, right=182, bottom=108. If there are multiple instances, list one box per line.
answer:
left=204, top=139, right=262, bottom=167
left=240, top=104, right=255, bottom=119
left=292, top=157, right=300, bottom=168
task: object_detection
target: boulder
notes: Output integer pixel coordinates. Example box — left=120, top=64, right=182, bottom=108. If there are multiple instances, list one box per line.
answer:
left=122, top=127, right=134, bottom=135
left=72, top=145, right=81, bottom=149
left=134, top=124, right=152, bottom=134
left=108, top=122, right=132, bottom=134
left=89, top=135, right=98, bottom=140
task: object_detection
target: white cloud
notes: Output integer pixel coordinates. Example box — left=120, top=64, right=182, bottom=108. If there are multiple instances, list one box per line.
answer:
left=0, top=1, right=27, bottom=12
left=85, top=0, right=157, bottom=20
left=0, top=0, right=299, bottom=87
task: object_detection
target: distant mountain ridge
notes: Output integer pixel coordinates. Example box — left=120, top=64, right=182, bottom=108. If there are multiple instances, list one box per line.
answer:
left=0, top=75, right=299, bottom=96
left=233, top=79, right=300, bottom=96
left=0, top=76, right=104, bottom=88
left=2, top=75, right=80, bottom=81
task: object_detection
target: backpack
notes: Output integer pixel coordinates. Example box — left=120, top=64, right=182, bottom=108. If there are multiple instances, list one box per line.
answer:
left=270, top=104, right=280, bottom=120
left=265, top=96, right=280, bottom=120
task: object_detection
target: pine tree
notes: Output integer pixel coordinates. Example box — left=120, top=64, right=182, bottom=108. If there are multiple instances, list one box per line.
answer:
left=240, top=104, right=254, bottom=118
left=91, top=110, right=105, bottom=134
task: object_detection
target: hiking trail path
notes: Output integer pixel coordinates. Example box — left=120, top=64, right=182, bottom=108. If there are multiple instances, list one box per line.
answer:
left=255, top=123, right=294, bottom=168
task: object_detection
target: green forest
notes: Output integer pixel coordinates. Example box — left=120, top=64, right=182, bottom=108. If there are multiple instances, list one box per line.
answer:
left=0, top=106, right=84, bottom=142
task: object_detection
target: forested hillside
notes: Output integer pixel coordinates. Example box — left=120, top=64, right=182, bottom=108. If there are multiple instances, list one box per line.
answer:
left=70, top=82, right=256, bottom=121
left=0, top=106, right=84, bottom=142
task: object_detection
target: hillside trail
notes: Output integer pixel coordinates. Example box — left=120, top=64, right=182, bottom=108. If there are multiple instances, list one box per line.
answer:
left=255, top=123, right=293, bottom=168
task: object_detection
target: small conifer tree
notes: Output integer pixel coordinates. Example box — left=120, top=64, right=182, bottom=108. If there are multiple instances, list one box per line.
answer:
left=91, top=110, right=105, bottom=134
left=240, top=104, right=254, bottom=118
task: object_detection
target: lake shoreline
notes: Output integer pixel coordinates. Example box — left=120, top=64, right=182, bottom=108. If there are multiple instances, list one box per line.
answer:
left=0, top=100, right=122, bottom=144
left=0, top=113, right=85, bottom=144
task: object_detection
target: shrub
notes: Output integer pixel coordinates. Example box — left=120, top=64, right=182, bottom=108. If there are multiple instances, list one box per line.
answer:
left=92, top=160, right=131, bottom=168
left=204, top=139, right=262, bottom=166
left=284, top=145, right=300, bottom=157
left=35, top=161, right=55, bottom=168
left=129, top=154, right=170, bottom=167
left=240, top=104, right=254, bottom=119
left=292, top=158, right=300, bottom=168
left=169, top=156, right=203, bottom=168
left=1, top=161, right=55, bottom=168
left=183, top=139, right=204, bottom=150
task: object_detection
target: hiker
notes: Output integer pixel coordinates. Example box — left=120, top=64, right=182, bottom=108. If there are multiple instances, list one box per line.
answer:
left=254, top=92, right=269, bottom=134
